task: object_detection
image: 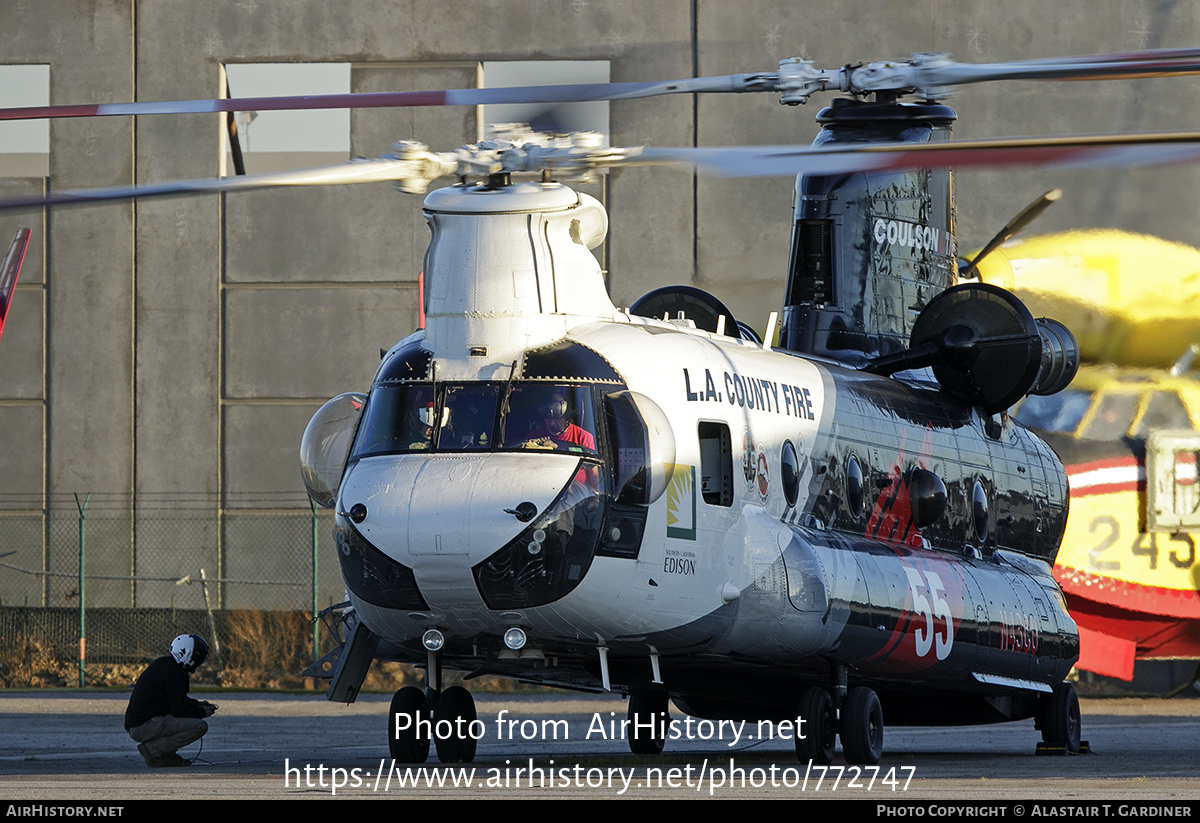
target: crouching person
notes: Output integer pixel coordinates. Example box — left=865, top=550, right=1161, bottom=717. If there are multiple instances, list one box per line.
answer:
left=124, top=634, right=218, bottom=767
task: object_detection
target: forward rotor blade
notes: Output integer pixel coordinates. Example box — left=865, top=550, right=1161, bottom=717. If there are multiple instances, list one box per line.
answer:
left=0, top=158, right=423, bottom=211
left=7, top=131, right=1200, bottom=213
left=630, top=132, right=1200, bottom=178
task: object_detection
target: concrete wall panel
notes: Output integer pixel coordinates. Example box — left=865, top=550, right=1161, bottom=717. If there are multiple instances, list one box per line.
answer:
left=0, top=406, right=43, bottom=498
left=222, top=403, right=330, bottom=500
left=224, top=187, right=414, bottom=284
left=222, top=285, right=415, bottom=399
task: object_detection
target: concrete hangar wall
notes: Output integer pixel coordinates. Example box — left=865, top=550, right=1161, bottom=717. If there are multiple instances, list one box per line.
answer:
left=2, top=0, right=1199, bottom=610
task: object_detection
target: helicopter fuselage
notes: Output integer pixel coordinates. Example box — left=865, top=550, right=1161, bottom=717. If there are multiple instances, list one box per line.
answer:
left=330, top=312, right=1075, bottom=725
left=298, top=176, right=1079, bottom=764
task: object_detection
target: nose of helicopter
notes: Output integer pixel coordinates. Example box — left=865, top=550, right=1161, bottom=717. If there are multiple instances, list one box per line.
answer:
left=338, top=452, right=584, bottom=604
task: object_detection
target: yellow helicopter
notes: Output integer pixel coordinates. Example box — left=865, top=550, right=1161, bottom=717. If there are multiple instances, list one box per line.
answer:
left=977, top=229, right=1200, bottom=681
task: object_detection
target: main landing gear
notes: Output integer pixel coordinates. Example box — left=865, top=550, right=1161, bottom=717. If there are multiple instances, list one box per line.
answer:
left=1037, top=681, right=1086, bottom=755
left=387, top=646, right=479, bottom=764
left=626, top=691, right=671, bottom=755
left=794, top=680, right=883, bottom=765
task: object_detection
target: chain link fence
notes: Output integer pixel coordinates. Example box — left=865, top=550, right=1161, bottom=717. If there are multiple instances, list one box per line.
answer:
left=0, top=492, right=347, bottom=688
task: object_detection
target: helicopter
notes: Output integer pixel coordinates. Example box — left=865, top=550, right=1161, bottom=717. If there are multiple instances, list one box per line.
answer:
left=975, top=230, right=1200, bottom=683
left=10, top=47, right=1200, bottom=767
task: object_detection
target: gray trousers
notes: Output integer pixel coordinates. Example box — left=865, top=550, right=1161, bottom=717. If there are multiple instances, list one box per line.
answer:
left=128, top=715, right=208, bottom=758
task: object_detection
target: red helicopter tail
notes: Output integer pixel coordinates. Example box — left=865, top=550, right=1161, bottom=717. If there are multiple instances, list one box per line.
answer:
left=0, top=228, right=31, bottom=343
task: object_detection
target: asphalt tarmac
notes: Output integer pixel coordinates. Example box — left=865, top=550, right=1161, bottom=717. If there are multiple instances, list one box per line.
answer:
left=1, top=691, right=1198, bottom=800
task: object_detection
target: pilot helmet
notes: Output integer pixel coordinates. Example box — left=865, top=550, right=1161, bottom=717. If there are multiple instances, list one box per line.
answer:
left=538, top=391, right=569, bottom=421
left=170, top=633, right=209, bottom=672
left=410, top=401, right=448, bottom=430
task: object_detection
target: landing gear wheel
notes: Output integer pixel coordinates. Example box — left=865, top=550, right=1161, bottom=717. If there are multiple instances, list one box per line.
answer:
left=795, top=687, right=836, bottom=764
left=840, top=687, right=884, bottom=765
left=388, top=686, right=430, bottom=763
left=627, top=692, right=670, bottom=755
left=434, top=685, right=478, bottom=763
left=1041, top=682, right=1081, bottom=754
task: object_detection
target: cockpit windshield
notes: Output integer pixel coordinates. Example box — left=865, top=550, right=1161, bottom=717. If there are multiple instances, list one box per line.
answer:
left=349, top=381, right=601, bottom=460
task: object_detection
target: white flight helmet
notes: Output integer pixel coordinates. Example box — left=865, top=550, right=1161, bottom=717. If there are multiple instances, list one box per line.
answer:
left=169, top=634, right=210, bottom=672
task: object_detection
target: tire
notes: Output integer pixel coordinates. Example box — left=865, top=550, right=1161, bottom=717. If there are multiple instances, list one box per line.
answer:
left=388, top=686, right=430, bottom=763
left=1042, top=682, right=1081, bottom=754
left=627, top=692, right=670, bottom=755
left=840, top=687, right=884, bottom=765
left=795, top=687, right=836, bottom=764
left=434, top=685, right=478, bottom=763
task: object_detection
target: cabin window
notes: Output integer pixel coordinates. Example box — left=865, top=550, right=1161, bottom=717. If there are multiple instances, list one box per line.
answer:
left=781, top=441, right=801, bottom=508
left=440, top=383, right=502, bottom=450
left=698, top=422, right=733, bottom=507
left=501, top=384, right=599, bottom=456
left=350, top=384, right=438, bottom=457
left=845, top=453, right=864, bottom=518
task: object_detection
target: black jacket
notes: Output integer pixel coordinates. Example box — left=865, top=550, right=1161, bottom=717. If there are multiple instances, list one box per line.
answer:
left=123, top=656, right=206, bottom=731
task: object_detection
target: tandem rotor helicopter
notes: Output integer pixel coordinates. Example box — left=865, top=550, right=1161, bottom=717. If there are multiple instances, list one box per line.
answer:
left=9, top=46, right=1200, bottom=766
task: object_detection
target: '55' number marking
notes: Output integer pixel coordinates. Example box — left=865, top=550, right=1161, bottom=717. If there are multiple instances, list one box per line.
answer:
left=904, top=567, right=955, bottom=660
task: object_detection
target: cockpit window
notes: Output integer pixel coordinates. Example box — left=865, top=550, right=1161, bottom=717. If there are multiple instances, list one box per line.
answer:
left=1132, top=391, right=1191, bottom=437
left=1078, top=392, right=1139, bottom=441
left=501, top=384, right=599, bottom=456
left=349, top=381, right=602, bottom=460
left=440, top=383, right=501, bottom=450
left=1014, top=390, right=1092, bottom=433
left=350, top=384, right=437, bottom=457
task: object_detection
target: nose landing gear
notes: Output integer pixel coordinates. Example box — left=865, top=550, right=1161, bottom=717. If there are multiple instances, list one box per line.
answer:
left=434, top=685, right=478, bottom=763
left=387, top=646, right=479, bottom=764
left=388, top=686, right=431, bottom=763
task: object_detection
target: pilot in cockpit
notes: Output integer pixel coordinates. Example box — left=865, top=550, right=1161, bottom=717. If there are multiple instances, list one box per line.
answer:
left=519, top=389, right=595, bottom=452
left=512, top=387, right=603, bottom=503
left=399, top=401, right=438, bottom=450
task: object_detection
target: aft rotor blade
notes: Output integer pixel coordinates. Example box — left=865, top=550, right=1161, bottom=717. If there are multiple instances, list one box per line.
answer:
left=960, top=189, right=1062, bottom=279
left=0, top=75, right=768, bottom=122
left=917, top=53, right=1200, bottom=86
left=1002, top=46, right=1200, bottom=67
left=6, top=46, right=1200, bottom=123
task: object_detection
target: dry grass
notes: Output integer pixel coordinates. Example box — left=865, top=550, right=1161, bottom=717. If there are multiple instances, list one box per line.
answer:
left=213, top=609, right=315, bottom=689
left=0, top=631, right=73, bottom=688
